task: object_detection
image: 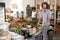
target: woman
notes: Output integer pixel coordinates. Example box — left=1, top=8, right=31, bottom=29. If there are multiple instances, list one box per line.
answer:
left=31, top=7, right=37, bottom=21
left=37, top=2, right=53, bottom=40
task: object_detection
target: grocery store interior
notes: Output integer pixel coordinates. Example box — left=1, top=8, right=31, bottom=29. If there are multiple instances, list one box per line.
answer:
left=0, top=0, right=60, bottom=40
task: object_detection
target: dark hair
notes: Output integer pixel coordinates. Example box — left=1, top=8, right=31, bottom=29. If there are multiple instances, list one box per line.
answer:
left=41, top=2, right=50, bottom=9
left=32, top=7, right=36, bottom=11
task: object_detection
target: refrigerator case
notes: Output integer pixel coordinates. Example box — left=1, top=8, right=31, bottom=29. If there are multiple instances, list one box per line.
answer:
left=0, top=6, right=5, bottom=22
left=57, top=11, right=60, bottom=25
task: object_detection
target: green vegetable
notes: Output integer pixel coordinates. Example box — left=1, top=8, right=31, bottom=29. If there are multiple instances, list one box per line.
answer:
left=15, top=27, right=23, bottom=35
left=36, top=26, right=45, bottom=32
left=29, top=20, right=37, bottom=25
left=39, top=26, right=45, bottom=31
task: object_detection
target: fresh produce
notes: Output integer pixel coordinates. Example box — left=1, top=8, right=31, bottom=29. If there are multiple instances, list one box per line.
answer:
left=14, top=27, right=23, bottom=35
left=29, top=19, right=38, bottom=26
left=36, top=25, right=45, bottom=32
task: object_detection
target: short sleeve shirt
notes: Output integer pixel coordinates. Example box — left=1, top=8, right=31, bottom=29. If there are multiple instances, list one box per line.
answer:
left=31, top=11, right=36, bottom=18
left=40, top=9, right=53, bottom=26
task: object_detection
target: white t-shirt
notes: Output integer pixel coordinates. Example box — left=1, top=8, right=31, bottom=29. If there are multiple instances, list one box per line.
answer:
left=31, top=11, right=36, bottom=18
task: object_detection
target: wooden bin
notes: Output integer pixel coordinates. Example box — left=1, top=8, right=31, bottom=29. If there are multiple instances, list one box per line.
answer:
left=0, top=31, right=11, bottom=40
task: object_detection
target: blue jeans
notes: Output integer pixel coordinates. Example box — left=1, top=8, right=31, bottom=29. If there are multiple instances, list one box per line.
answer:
left=42, top=25, right=49, bottom=40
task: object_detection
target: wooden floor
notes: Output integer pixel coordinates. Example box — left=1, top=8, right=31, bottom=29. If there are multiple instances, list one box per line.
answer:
left=55, top=25, right=60, bottom=34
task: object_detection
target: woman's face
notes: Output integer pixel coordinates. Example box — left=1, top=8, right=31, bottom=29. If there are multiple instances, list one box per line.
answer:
left=32, top=10, right=36, bottom=12
left=42, top=4, right=47, bottom=9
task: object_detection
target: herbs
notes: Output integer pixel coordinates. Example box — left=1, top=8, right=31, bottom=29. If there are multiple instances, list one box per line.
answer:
left=14, top=27, right=23, bottom=35
left=36, top=26, right=45, bottom=32
left=29, top=19, right=38, bottom=26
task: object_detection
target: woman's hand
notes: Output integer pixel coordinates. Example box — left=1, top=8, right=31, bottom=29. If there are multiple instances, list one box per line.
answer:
left=45, top=20, right=49, bottom=26
left=45, top=21, right=48, bottom=26
left=45, top=18, right=50, bottom=26
left=37, top=22, right=40, bottom=26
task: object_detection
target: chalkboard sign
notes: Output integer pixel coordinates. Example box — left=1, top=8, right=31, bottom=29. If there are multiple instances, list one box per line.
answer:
left=37, top=4, right=40, bottom=9
left=0, top=3, right=5, bottom=22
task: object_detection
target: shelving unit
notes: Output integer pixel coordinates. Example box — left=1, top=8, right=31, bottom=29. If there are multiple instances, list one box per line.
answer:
left=56, top=0, right=60, bottom=25
left=55, top=0, right=60, bottom=34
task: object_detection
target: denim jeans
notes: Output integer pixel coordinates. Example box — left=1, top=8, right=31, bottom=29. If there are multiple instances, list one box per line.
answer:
left=42, top=25, right=49, bottom=40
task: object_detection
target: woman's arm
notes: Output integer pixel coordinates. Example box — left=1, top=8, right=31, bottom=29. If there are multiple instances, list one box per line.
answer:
left=37, top=18, right=41, bottom=25
left=45, top=18, right=50, bottom=26
left=46, top=10, right=53, bottom=26
left=37, top=11, right=42, bottom=25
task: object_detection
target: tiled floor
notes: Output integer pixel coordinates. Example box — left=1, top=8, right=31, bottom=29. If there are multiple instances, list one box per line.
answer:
left=53, top=37, right=60, bottom=40
left=53, top=34, right=60, bottom=40
left=48, top=31, right=60, bottom=40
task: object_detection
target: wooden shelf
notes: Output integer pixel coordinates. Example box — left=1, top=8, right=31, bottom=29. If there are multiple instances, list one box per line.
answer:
left=34, top=0, right=60, bottom=33
left=56, top=9, right=60, bottom=10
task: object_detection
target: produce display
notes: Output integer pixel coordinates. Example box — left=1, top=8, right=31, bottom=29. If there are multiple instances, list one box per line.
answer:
left=14, top=27, right=23, bottom=35
left=9, top=18, right=45, bottom=37
left=9, top=18, right=29, bottom=27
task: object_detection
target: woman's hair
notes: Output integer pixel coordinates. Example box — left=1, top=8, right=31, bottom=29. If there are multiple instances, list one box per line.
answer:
left=41, top=2, right=50, bottom=9
left=32, top=7, right=36, bottom=11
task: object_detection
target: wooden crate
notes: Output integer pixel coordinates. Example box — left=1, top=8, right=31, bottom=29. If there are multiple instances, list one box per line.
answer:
left=0, top=31, right=11, bottom=40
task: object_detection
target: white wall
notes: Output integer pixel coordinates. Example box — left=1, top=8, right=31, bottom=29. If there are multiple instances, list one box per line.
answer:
left=0, top=0, right=11, bottom=8
left=0, top=0, right=34, bottom=17
left=22, top=0, right=34, bottom=17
